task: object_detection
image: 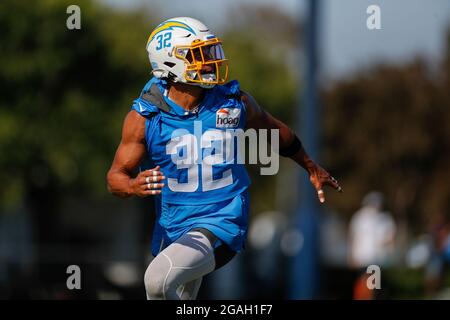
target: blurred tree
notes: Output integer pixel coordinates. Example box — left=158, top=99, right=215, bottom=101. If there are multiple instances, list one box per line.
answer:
left=0, top=1, right=300, bottom=213
left=0, top=0, right=156, bottom=294
left=224, top=5, right=300, bottom=122
left=221, top=5, right=301, bottom=215
left=0, top=0, right=155, bottom=205
left=321, top=29, right=450, bottom=238
left=0, top=0, right=301, bottom=296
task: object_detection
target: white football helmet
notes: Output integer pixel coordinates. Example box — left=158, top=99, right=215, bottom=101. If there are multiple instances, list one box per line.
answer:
left=146, top=17, right=228, bottom=88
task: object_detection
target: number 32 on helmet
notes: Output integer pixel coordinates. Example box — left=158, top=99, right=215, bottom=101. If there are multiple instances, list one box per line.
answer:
left=146, top=17, right=229, bottom=89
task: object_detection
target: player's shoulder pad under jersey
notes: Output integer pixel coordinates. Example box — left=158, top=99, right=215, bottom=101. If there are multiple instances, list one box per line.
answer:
left=131, top=78, right=167, bottom=117
left=131, top=97, right=159, bottom=117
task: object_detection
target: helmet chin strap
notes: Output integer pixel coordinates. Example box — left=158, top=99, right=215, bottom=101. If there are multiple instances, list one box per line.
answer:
left=181, top=71, right=216, bottom=88
left=185, top=81, right=215, bottom=89
left=198, top=73, right=216, bottom=88
left=163, top=71, right=217, bottom=89
left=200, top=73, right=216, bottom=82
left=199, top=83, right=215, bottom=89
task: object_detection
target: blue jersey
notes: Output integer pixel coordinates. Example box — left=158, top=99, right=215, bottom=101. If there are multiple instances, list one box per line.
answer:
left=131, top=77, right=251, bottom=254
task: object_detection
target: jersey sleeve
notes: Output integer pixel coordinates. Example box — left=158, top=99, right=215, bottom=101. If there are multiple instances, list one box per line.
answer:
left=131, top=77, right=163, bottom=117
left=130, top=97, right=159, bottom=118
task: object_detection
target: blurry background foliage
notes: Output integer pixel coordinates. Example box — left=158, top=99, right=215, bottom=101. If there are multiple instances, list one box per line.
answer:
left=0, top=0, right=449, bottom=236
left=322, top=33, right=450, bottom=232
left=0, top=0, right=299, bottom=216
left=0, top=0, right=450, bottom=299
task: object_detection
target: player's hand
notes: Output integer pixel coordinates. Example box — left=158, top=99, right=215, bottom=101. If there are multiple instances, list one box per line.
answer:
left=129, top=166, right=165, bottom=197
left=307, top=163, right=342, bottom=203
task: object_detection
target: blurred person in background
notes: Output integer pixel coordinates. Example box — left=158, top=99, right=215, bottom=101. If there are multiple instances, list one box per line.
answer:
left=425, top=214, right=450, bottom=298
left=348, top=191, right=396, bottom=299
left=106, top=17, right=342, bottom=300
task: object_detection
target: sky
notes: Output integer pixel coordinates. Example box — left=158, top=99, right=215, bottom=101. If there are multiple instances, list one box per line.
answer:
left=101, top=0, right=450, bottom=79
left=322, top=0, right=450, bottom=78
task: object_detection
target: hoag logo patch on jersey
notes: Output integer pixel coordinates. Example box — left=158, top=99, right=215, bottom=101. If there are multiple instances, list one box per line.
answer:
left=216, top=108, right=240, bottom=128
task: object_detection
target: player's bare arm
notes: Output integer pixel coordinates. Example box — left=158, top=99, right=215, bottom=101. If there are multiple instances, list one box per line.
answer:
left=106, top=110, right=165, bottom=198
left=242, top=91, right=342, bottom=203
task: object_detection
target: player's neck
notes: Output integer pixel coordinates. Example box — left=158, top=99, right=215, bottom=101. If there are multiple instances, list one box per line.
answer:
left=168, top=82, right=205, bottom=111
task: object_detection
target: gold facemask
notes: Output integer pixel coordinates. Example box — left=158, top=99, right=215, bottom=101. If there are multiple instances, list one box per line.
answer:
left=174, top=38, right=229, bottom=86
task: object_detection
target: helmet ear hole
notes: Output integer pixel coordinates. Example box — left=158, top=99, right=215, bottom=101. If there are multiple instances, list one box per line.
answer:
left=167, top=71, right=177, bottom=81
left=163, top=62, right=176, bottom=68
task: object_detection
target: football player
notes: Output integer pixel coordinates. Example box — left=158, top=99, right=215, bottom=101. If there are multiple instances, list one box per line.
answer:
left=106, top=17, right=342, bottom=300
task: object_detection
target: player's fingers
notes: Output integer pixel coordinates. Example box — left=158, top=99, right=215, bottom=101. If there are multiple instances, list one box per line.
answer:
left=139, top=175, right=166, bottom=184
left=141, top=166, right=163, bottom=177
left=141, top=183, right=165, bottom=190
left=326, top=176, right=343, bottom=192
left=142, top=189, right=162, bottom=196
left=317, top=189, right=325, bottom=203
left=310, top=176, right=325, bottom=203
left=141, top=171, right=163, bottom=178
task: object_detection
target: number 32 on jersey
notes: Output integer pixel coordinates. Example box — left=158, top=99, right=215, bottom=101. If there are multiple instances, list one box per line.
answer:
left=166, top=130, right=233, bottom=193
